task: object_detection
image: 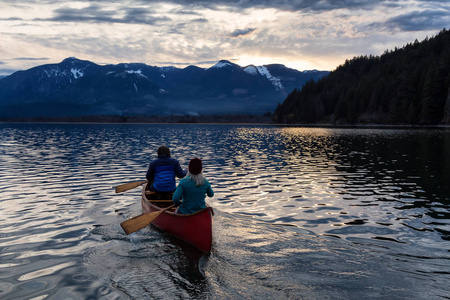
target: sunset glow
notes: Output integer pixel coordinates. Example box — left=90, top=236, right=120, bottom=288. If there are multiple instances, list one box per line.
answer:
left=0, top=0, right=449, bottom=75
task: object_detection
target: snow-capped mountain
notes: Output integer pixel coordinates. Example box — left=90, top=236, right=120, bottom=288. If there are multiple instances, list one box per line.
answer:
left=0, top=57, right=329, bottom=117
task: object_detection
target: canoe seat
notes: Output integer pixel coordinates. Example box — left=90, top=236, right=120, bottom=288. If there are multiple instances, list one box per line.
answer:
left=148, top=200, right=173, bottom=203
left=145, top=190, right=173, bottom=200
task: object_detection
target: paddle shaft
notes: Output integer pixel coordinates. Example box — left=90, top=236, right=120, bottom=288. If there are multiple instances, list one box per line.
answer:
left=115, top=180, right=148, bottom=193
left=121, top=204, right=175, bottom=235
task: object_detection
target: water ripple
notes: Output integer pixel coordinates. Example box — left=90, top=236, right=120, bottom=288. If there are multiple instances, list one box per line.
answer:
left=1, top=123, right=449, bottom=299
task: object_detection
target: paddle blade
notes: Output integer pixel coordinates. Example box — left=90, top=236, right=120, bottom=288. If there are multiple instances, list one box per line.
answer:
left=121, top=211, right=163, bottom=234
left=115, top=180, right=147, bottom=193
left=120, top=205, right=175, bottom=235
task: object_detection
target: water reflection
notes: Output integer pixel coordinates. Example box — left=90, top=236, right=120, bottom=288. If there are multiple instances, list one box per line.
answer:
left=226, top=127, right=450, bottom=245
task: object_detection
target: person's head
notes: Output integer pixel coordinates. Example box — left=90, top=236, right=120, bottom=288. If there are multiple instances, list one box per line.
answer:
left=188, top=158, right=202, bottom=175
left=188, top=158, right=205, bottom=186
left=157, top=145, right=170, bottom=157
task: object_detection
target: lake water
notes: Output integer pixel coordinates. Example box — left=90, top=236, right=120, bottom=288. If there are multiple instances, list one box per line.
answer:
left=0, top=123, right=449, bottom=299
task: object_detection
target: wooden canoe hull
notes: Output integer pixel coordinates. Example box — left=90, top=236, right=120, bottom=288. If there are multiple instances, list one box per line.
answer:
left=141, top=185, right=213, bottom=253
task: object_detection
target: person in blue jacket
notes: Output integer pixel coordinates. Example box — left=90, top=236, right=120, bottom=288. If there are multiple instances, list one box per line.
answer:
left=146, top=146, right=187, bottom=193
left=172, top=158, right=214, bottom=214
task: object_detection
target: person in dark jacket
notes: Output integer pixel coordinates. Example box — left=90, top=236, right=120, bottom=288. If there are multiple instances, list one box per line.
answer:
left=146, top=146, right=187, bottom=192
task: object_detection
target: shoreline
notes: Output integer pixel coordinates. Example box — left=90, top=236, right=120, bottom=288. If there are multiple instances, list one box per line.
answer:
left=1, top=120, right=449, bottom=128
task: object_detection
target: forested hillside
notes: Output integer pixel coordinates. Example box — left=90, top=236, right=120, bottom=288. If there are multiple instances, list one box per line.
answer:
left=273, top=29, right=450, bottom=125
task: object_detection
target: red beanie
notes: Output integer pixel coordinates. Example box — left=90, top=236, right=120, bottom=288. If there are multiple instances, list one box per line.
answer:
left=189, top=158, right=202, bottom=175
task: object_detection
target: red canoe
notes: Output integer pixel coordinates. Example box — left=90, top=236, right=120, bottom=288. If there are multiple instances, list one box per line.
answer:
left=141, top=184, right=214, bottom=253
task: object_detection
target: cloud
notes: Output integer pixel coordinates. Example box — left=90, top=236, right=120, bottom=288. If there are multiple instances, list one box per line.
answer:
left=191, top=18, right=208, bottom=23
left=11, top=57, right=50, bottom=61
left=371, top=9, right=450, bottom=32
left=1, top=0, right=449, bottom=75
left=2, top=17, right=23, bottom=21
left=37, top=4, right=171, bottom=25
left=9, top=0, right=391, bottom=13
left=0, top=68, right=20, bottom=76
left=229, top=28, right=256, bottom=38
left=167, top=8, right=202, bottom=15
left=0, top=58, right=50, bottom=75
left=150, top=0, right=388, bottom=12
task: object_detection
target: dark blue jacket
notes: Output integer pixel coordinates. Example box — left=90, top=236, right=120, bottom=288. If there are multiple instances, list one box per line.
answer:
left=146, top=155, right=187, bottom=192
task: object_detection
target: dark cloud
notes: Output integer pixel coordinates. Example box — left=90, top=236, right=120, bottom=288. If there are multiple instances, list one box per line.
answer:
left=12, top=57, right=50, bottom=61
left=229, top=28, right=256, bottom=38
left=3, top=17, right=22, bottom=21
left=0, top=68, right=20, bottom=76
left=14, top=0, right=391, bottom=12
left=194, top=59, right=223, bottom=65
left=0, top=58, right=50, bottom=75
left=144, top=0, right=387, bottom=12
left=7, top=0, right=448, bottom=15
left=155, top=60, right=217, bottom=66
left=192, top=18, right=208, bottom=23
left=372, top=9, right=450, bottom=32
left=37, top=4, right=170, bottom=25
left=168, top=8, right=202, bottom=15
left=155, top=61, right=190, bottom=65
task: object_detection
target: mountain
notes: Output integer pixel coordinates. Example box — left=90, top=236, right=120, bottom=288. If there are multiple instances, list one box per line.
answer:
left=0, top=58, right=328, bottom=118
left=273, top=29, right=450, bottom=125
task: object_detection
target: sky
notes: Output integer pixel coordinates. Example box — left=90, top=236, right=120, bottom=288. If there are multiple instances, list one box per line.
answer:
left=0, top=0, right=449, bottom=75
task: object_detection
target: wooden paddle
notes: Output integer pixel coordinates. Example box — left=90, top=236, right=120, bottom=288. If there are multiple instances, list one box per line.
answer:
left=121, top=204, right=175, bottom=235
left=115, top=180, right=148, bottom=193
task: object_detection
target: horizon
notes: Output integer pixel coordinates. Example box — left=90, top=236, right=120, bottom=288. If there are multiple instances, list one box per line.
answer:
left=1, top=1, right=449, bottom=76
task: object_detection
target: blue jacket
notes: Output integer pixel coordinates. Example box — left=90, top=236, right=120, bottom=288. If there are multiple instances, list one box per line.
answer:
left=146, top=155, right=186, bottom=192
left=172, top=176, right=214, bottom=214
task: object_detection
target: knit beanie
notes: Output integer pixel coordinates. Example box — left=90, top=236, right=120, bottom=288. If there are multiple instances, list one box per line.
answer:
left=188, top=158, right=202, bottom=175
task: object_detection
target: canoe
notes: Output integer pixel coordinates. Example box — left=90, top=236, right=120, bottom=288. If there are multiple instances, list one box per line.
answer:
left=141, top=184, right=214, bottom=253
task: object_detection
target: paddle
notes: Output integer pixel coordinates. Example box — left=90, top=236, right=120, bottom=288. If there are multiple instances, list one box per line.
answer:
left=121, top=204, right=175, bottom=235
left=115, top=180, right=148, bottom=193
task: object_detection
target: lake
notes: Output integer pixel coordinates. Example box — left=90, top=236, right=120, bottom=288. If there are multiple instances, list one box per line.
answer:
left=0, top=123, right=449, bottom=299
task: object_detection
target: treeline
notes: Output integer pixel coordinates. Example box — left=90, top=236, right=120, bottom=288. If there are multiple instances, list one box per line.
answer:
left=273, top=29, right=450, bottom=125
left=0, top=113, right=272, bottom=124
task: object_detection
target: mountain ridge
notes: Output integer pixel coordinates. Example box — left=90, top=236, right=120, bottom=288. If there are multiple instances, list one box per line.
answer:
left=0, top=58, right=328, bottom=118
